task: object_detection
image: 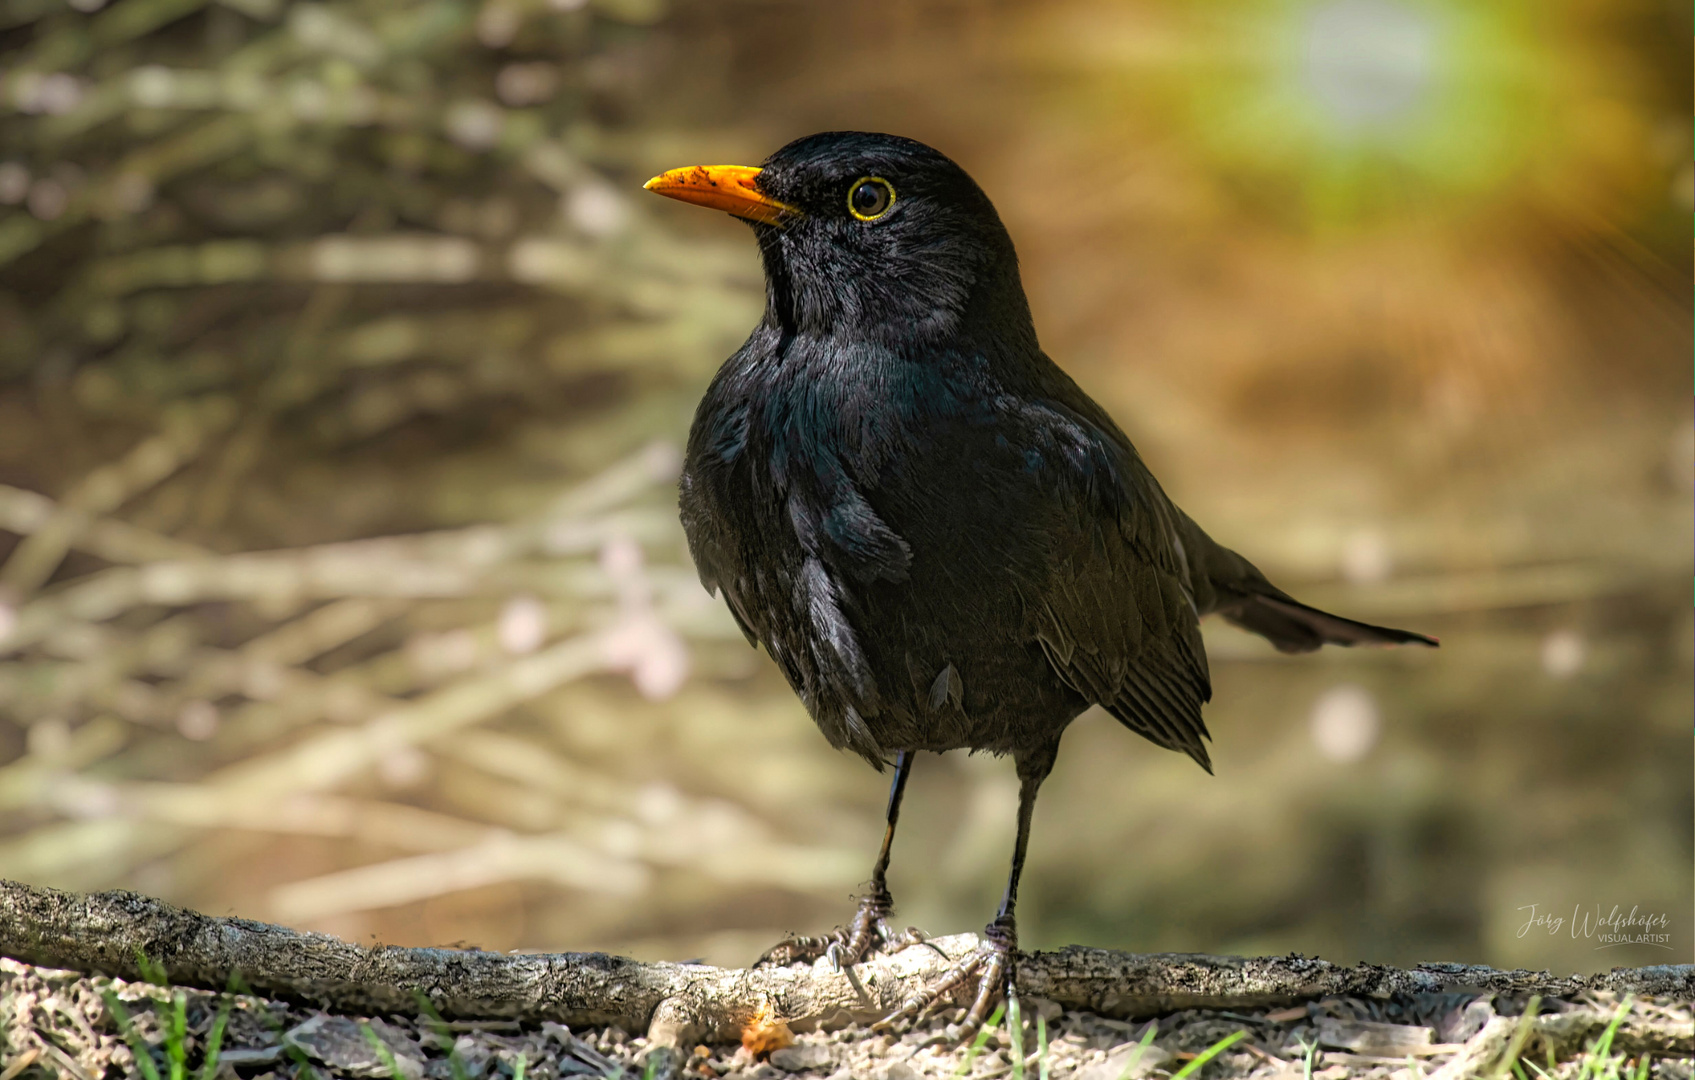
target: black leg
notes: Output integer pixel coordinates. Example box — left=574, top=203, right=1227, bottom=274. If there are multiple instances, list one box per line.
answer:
left=879, top=741, right=1059, bottom=1035
left=995, top=744, right=1056, bottom=923
left=867, top=749, right=915, bottom=903
left=759, top=751, right=933, bottom=967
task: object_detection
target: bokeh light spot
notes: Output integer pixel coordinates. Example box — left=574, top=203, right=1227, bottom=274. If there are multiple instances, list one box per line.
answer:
left=176, top=700, right=219, bottom=741
left=1340, top=526, right=1392, bottom=584
left=1302, top=0, right=1434, bottom=128
left=1310, top=684, right=1381, bottom=762
left=498, top=594, right=549, bottom=655
left=1540, top=630, right=1586, bottom=679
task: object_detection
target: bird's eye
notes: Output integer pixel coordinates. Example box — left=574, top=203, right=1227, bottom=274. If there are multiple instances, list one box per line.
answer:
left=847, top=177, right=895, bottom=221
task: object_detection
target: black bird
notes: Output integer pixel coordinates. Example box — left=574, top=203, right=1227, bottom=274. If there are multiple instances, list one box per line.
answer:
left=644, top=132, right=1436, bottom=1029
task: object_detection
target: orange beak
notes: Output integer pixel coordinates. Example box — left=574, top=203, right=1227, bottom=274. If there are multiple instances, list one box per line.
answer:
left=642, top=165, right=800, bottom=226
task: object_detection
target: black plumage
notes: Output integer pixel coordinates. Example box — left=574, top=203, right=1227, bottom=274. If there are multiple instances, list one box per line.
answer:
left=647, top=132, right=1436, bottom=1029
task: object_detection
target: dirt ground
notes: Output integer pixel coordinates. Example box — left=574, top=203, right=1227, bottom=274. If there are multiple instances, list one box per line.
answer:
left=3, top=957, right=1690, bottom=1080
left=0, top=0, right=1688, bottom=977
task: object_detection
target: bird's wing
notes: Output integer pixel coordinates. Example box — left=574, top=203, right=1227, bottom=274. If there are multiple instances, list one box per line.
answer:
left=1016, top=397, right=1215, bottom=771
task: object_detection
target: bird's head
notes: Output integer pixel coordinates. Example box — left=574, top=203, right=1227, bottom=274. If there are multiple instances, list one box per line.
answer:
left=645, top=132, right=1034, bottom=351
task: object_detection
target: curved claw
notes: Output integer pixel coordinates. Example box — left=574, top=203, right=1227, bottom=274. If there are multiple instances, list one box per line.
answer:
left=756, top=889, right=937, bottom=972
left=755, top=933, right=836, bottom=968
left=877, top=957, right=980, bottom=1030
left=962, top=953, right=1010, bottom=1031
left=874, top=919, right=1017, bottom=1039
left=873, top=917, right=950, bottom=962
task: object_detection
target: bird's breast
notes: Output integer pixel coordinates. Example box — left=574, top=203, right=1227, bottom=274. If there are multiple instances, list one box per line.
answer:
left=681, top=341, right=1090, bottom=756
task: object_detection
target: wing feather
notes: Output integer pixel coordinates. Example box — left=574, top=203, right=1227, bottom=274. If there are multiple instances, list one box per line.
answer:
left=1018, top=396, right=1214, bottom=770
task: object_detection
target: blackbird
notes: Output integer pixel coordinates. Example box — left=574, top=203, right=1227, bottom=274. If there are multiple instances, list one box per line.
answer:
left=644, top=132, right=1436, bottom=1030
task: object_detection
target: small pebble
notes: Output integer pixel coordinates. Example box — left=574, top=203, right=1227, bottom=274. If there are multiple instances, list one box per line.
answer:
left=768, top=1043, right=833, bottom=1072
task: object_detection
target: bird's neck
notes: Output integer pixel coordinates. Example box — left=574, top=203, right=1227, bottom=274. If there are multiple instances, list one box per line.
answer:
left=756, top=238, right=1038, bottom=356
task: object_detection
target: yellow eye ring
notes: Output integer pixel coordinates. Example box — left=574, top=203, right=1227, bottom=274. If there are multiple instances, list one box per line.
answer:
left=847, top=177, right=896, bottom=221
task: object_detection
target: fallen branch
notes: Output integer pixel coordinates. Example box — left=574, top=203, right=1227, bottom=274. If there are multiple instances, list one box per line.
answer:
left=1, top=879, right=1688, bottom=1057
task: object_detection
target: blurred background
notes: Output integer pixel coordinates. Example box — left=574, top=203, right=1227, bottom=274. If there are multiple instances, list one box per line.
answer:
left=0, top=0, right=1688, bottom=978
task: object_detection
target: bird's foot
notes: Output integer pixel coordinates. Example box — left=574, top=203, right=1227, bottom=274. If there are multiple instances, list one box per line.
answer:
left=874, top=916, right=1017, bottom=1039
left=756, top=884, right=937, bottom=970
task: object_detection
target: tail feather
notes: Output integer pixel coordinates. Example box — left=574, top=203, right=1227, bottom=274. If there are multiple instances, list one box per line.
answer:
left=1219, top=593, right=1439, bottom=654
left=1173, top=508, right=1439, bottom=655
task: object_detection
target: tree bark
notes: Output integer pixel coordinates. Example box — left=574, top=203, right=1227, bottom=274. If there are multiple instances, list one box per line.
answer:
left=1, top=879, right=1688, bottom=1053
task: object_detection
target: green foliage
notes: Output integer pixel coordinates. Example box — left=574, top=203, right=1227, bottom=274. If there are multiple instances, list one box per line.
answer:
left=135, top=953, right=170, bottom=987
left=953, top=1002, right=1006, bottom=1077
left=361, top=1020, right=409, bottom=1080
left=101, top=989, right=164, bottom=1080
left=1113, top=1020, right=1160, bottom=1080
left=1571, top=997, right=1642, bottom=1080
left=1488, top=994, right=1650, bottom=1080
left=1491, top=996, right=1542, bottom=1080
left=199, top=999, right=232, bottom=1080
left=1170, top=1029, right=1247, bottom=1080
left=99, top=956, right=232, bottom=1080
left=413, top=990, right=471, bottom=1080
left=163, top=990, right=189, bottom=1080
left=229, top=975, right=317, bottom=1080
left=1008, top=994, right=1025, bottom=1080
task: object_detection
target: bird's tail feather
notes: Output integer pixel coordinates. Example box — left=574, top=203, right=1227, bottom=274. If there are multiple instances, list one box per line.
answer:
left=1173, top=509, right=1437, bottom=654
left=1219, top=592, right=1438, bottom=654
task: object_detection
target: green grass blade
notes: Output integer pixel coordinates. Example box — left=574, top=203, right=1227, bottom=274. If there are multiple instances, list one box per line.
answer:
left=513, top=1053, right=526, bottom=1080
left=281, top=1038, right=320, bottom=1080
left=1491, top=996, right=1541, bottom=1080
left=413, top=990, right=470, bottom=1080
left=103, top=989, right=163, bottom=1080
left=1008, top=995, right=1025, bottom=1080
left=1299, top=1038, right=1317, bottom=1080
left=136, top=952, right=169, bottom=988
left=166, top=990, right=188, bottom=1080
left=954, top=1003, right=1007, bottom=1077
left=1113, top=1021, right=1161, bottom=1080
left=241, top=988, right=317, bottom=1080
left=1577, top=995, right=1634, bottom=1080
left=1170, top=1031, right=1248, bottom=1080
left=361, top=1021, right=409, bottom=1080
left=1036, top=1014, right=1050, bottom=1080
left=1593, top=996, right=1632, bottom=1062
left=197, top=999, right=232, bottom=1080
